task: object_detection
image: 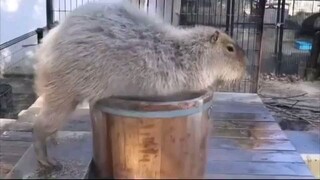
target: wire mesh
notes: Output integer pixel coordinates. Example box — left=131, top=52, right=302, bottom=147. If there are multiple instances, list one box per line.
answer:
left=260, top=0, right=320, bottom=77
left=0, top=28, right=47, bottom=76
left=0, top=83, right=13, bottom=118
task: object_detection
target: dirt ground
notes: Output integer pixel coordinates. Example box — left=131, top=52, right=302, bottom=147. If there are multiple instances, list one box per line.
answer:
left=258, top=74, right=320, bottom=133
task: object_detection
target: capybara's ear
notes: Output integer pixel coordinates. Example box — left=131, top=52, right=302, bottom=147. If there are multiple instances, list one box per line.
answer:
left=210, top=31, right=220, bottom=44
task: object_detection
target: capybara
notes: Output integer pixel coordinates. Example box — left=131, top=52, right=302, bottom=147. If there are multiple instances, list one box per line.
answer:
left=32, top=0, right=247, bottom=169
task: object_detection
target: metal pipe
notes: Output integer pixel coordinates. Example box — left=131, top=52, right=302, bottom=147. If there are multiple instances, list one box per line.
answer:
left=226, top=0, right=231, bottom=34
left=46, top=0, right=54, bottom=30
left=253, top=0, right=267, bottom=93
left=274, top=0, right=281, bottom=55
left=276, top=0, right=285, bottom=75
left=230, top=0, right=235, bottom=37
left=35, top=28, right=44, bottom=44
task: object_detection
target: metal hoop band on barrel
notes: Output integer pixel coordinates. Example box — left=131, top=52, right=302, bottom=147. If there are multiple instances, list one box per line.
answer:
left=98, top=98, right=214, bottom=118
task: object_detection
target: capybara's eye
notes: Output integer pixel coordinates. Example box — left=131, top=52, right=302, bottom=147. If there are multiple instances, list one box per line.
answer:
left=226, top=45, right=234, bottom=52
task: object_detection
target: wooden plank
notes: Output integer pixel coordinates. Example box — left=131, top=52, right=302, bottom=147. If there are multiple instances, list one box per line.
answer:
left=205, top=174, right=315, bottom=179
left=110, top=115, right=126, bottom=178
left=160, top=117, right=188, bottom=178
left=211, top=102, right=269, bottom=113
left=285, top=130, right=320, bottom=154
left=0, top=141, right=31, bottom=154
left=6, top=131, right=92, bottom=179
left=138, top=119, right=162, bottom=178
left=209, top=137, right=296, bottom=151
left=205, top=161, right=313, bottom=176
left=0, top=153, right=23, bottom=166
left=211, top=129, right=288, bottom=140
left=207, top=149, right=305, bottom=163
left=213, top=92, right=264, bottom=104
left=0, top=140, right=31, bottom=178
left=0, top=131, right=32, bottom=142
left=211, top=112, right=275, bottom=122
left=213, top=121, right=282, bottom=131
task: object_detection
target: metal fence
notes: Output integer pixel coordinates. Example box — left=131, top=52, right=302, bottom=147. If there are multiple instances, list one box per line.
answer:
left=0, top=27, right=47, bottom=118
left=47, top=0, right=266, bottom=93
left=0, top=27, right=47, bottom=77
left=260, top=0, right=320, bottom=77
left=0, top=84, right=13, bottom=118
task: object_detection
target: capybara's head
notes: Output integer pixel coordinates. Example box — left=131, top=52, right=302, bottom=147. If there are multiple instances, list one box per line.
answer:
left=193, top=26, right=247, bottom=84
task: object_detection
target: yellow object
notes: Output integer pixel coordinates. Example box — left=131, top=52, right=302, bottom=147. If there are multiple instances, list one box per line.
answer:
left=301, top=154, right=320, bottom=179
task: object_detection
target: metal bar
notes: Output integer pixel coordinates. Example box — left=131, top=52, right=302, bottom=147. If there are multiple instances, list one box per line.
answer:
left=252, top=0, right=267, bottom=93
left=171, top=0, right=174, bottom=24
left=276, top=0, right=285, bottom=75
left=202, top=0, right=205, bottom=25
left=64, top=0, right=67, bottom=18
left=292, top=0, right=295, bottom=15
left=213, top=0, right=217, bottom=25
left=230, top=0, right=235, bottom=37
left=59, top=0, right=61, bottom=21
left=1, top=31, right=36, bottom=50
left=36, top=28, right=44, bottom=44
left=163, top=0, right=165, bottom=19
left=196, top=0, right=199, bottom=25
left=46, top=0, right=54, bottom=29
left=308, top=31, right=320, bottom=69
left=99, top=99, right=214, bottom=118
left=226, top=0, right=231, bottom=33
left=219, top=0, right=223, bottom=27
left=208, top=0, right=211, bottom=25
left=274, top=0, right=281, bottom=55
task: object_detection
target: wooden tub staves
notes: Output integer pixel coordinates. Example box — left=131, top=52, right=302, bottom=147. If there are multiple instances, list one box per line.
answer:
left=90, top=91, right=214, bottom=179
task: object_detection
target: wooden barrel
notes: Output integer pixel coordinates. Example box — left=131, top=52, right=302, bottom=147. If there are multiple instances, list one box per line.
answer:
left=90, top=91, right=214, bottom=179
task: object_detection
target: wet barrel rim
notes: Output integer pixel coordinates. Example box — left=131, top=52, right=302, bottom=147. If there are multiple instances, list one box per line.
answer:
left=95, top=91, right=214, bottom=118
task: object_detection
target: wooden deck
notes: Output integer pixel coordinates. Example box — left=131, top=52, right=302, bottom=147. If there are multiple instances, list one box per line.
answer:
left=0, top=92, right=315, bottom=179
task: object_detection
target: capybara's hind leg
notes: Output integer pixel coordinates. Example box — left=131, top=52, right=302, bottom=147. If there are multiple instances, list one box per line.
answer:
left=32, top=95, right=78, bottom=169
left=48, top=131, right=59, bottom=145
